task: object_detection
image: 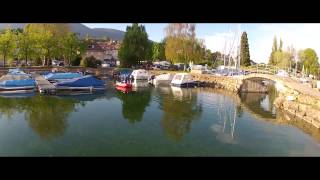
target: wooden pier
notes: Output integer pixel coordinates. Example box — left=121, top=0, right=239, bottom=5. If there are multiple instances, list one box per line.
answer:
left=31, top=73, right=56, bottom=94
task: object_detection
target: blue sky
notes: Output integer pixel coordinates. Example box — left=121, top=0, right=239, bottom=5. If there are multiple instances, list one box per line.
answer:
left=83, top=23, right=320, bottom=63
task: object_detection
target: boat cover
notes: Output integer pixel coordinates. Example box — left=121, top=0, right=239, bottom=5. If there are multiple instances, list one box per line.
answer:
left=55, top=75, right=105, bottom=88
left=8, top=69, right=26, bottom=75
left=0, top=79, right=35, bottom=87
left=44, top=73, right=82, bottom=80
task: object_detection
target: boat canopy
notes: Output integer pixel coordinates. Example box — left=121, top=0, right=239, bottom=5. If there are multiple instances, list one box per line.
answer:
left=44, top=72, right=83, bottom=80
left=55, top=75, right=105, bottom=88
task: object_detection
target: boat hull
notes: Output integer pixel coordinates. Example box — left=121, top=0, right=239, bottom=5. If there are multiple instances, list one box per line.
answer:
left=116, top=82, right=132, bottom=88
left=170, top=81, right=204, bottom=88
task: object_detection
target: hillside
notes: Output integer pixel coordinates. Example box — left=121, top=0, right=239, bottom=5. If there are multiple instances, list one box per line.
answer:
left=0, top=23, right=125, bottom=41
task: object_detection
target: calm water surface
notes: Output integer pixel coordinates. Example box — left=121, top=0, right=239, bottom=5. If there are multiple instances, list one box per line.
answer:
left=0, top=79, right=320, bottom=156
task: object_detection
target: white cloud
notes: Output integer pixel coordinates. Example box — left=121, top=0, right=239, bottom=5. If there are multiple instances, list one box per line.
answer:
left=203, top=24, right=320, bottom=64
left=202, top=31, right=238, bottom=55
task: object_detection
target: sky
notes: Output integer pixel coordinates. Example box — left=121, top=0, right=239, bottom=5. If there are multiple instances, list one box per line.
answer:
left=83, top=23, right=320, bottom=63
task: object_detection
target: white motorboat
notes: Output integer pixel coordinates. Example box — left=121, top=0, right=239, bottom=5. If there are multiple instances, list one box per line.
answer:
left=130, top=69, right=149, bottom=80
left=150, top=73, right=174, bottom=86
left=170, top=73, right=203, bottom=88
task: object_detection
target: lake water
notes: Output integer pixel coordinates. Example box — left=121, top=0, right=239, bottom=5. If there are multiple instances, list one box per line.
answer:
left=0, top=79, right=320, bottom=156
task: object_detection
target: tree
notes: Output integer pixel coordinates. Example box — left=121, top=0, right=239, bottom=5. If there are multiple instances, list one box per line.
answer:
left=279, top=38, right=283, bottom=52
left=151, top=42, right=166, bottom=61
left=240, top=31, right=250, bottom=66
left=27, top=23, right=70, bottom=66
left=0, top=29, right=15, bottom=67
left=118, top=23, right=149, bottom=67
left=269, top=36, right=278, bottom=65
left=299, top=48, right=319, bottom=75
left=62, top=32, right=85, bottom=66
left=16, top=24, right=36, bottom=65
left=164, top=23, right=205, bottom=64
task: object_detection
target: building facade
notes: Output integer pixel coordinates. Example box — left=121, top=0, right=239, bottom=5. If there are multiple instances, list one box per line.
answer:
left=85, top=39, right=121, bottom=65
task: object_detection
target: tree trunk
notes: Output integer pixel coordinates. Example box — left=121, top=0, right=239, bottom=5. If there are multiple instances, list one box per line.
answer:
left=3, top=55, right=5, bottom=68
left=25, top=53, right=28, bottom=66
left=42, top=56, right=46, bottom=67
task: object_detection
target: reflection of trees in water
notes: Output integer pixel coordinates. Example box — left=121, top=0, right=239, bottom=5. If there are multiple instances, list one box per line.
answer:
left=24, top=96, right=78, bottom=140
left=159, top=88, right=202, bottom=142
left=0, top=97, right=28, bottom=119
left=117, top=89, right=152, bottom=124
left=0, top=95, right=88, bottom=140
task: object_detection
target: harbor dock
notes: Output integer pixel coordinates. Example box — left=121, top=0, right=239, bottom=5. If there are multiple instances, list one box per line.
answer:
left=31, top=73, right=56, bottom=94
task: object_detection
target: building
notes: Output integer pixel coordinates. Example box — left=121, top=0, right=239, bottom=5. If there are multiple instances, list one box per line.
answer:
left=85, top=39, right=121, bottom=66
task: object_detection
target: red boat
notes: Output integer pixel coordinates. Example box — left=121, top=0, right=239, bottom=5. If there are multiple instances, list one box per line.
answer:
left=115, top=81, right=132, bottom=88
left=116, top=86, right=132, bottom=93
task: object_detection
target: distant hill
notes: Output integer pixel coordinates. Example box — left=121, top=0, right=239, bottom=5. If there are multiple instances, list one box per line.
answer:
left=0, top=23, right=126, bottom=41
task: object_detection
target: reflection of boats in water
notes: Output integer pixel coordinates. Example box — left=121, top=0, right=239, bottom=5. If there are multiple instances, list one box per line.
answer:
left=56, top=91, right=107, bottom=102
left=132, top=80, right=149, bottom=91
left=0, top=90, right=36, bottom=98
left=170, top=86, right=193, bottom=101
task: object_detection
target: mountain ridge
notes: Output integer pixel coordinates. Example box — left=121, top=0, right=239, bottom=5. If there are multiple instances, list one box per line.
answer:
left=0, top=23, right=125, bottom=41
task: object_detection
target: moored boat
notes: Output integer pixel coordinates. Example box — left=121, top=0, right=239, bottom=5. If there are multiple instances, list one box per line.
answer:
left=130, top=69, right=149, bottom=80
left=149, top=73, right=174, bottom=86
left=44, top=72, right=83, bottom=83
left=0, top=69, right=36, bottom=91
left=54, top=75, right=106, bottom=91
left=116, top=81, right=132, bottom=88
left=170, top=73, right=204, bottom=88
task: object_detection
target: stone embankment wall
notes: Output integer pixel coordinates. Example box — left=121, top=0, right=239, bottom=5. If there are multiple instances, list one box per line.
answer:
left=274, top=86, right=320, bottom=129
left=149, top=70, right=242, bottom=92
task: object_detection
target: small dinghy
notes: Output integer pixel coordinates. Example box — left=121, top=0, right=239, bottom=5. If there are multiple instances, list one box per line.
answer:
left=54, top=75, right=106, bottom=91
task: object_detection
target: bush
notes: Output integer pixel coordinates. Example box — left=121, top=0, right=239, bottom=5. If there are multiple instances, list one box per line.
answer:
left=80, top=56, right=101, bottom=68
left=71, top=56, right=82, bottom=66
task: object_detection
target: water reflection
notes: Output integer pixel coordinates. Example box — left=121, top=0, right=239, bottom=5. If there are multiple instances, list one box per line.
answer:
left=0, top=93, right=108, bottom=140
left=239, top=84, right=278, bottom=120
left=116, top=88, right=152, bottom=124
left=158, top=87, right=202, bottom=141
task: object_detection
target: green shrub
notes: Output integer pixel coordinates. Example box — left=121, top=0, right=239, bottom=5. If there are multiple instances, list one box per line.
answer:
left=71, top=56, right=82, bottom=66
left=80, top=56, right=100, bottom=68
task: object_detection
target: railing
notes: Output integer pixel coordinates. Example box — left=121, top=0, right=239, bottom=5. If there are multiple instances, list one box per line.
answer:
left=242, top=64, right=280, bottom=75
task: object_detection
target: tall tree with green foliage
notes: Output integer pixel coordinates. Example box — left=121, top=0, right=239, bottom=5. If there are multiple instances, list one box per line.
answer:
left=299, top=48, right=319, bottom=75
left=62, top=32, right=85, bottom=66
left=118, top=23, right=149, bottom=67
left=240, top=31, right=250, bottom=66
left=269, top=36, right=278, bottom=65
left=27, top=23, right=70, bottom=66
left=16, top=25, right=36, bottom=65
left=151, top=42, right=166, bottom=61
left=0, top=29, right=16, bottom=67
